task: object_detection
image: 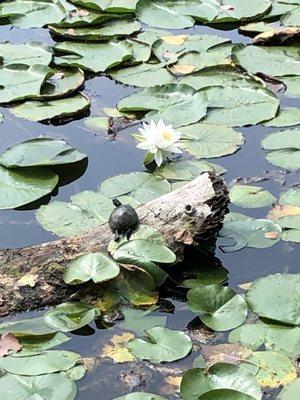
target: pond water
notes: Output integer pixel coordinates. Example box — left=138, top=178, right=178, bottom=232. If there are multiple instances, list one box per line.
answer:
left=0, top=12, right=299, bottom=400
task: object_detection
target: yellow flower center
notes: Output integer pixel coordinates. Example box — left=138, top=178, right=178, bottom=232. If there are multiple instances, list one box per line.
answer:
left=162, top=130, right=173, bottom=141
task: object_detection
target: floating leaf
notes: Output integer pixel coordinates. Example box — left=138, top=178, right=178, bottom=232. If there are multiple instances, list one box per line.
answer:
left=239, top=22, right=274, bottom=36
left=278, top=378, right=300, bottom=400
left=0, top=166, right=58, bottom=210
left=262, top=107, right=300, bottom=127
left=246, top=274, right=300, bottom=325
left=233, top=45, right=300, bottom=77
left=219, top=213, right=282, bottom=252
left=0, top=317, right=56, bottom=336
left=70, top=0, right=139, bottom=13
left=0, top=64, right=51, bottom=104
left=229, top=185, right=276, bottom=208
left=10, top=93, right=90, bottom=122
left=44, top=302, right=99, bottom=332
left=248, top=351, right=297, bottom=388
left=114, top=239, right=176, bottom=285
left=64, top=365, right=86, bottom=381
left=49, top=18, right=141, bottom=40
left=0, top=41, right=53, bottom=66
left=180, top=123, right=244, bottom=158
left=261, top=128, right=300, bottom=170
left=19, top=332, right=70, bottom=352
left=99, top=172, right=171, bottom=203
left=110, top=62, right=175, bottom=88
left=0, top=138, right=86, bottom=168
left=181, top=363, right=262, bottom=400
left=282, top=75, right=300, bottom=98
left=54, top=40, right=133, bottom=73
left=182, top=262, right=228, bottom=288
left=281, top=6, right=300, bottom=26
left=279, top=187, right=300, bottom=206
left=0, top=0, right=67, bottom=28
left=64, top=252, right=120, bottom=285
left=118, top=84, right=208, bottom=128
left=127, top=327, right=192, bottom=363
left=187, top=284, right=247, bottom=331
left=155, top=159, right=226, bottom=181
left=0, top=350, right=80, bottom=375
left=0, top=372, right=77, bottom=400
left=118, top=308, right=167, bottom=336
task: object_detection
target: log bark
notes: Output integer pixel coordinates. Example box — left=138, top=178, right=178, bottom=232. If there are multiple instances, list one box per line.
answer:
left=0, top=172, right=229, bottom=317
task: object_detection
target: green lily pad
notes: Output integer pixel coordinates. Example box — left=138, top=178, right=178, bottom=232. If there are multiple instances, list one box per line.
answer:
left=19, top=332, right=70, bottom=352
left=127, top=326, right=192, bottom=363
left=99, top=172, right=171, bottom=203
left=278, top=378, right=300, bottom=400
left=117, top=84, right=208, bottom=128
left=114, top=239, right=175, bottom=285
left=187, top=284, right=248, bottom=331
left=110, top=62, right=175, bottom=88
left=10, top=93, right=90, bottom=122
left=246, top=273, right=300, bottom=326
left=229, top=185, right=276, bottom=208
left=219, top=213, right=282, bottom=252
left=54, top=40, right=133, bottom=73
left=38, top=67, right=85, bottom=99
left=181, top=363, right=262, bottom=400
left=0, top=317, right=56, bottom=336
left=49, top=18, right=141, bottom=41
left=70, top=0, right=138, bottom=13
left=0, top=350, right=80, bottom=375
left=233, top=45, right=300, bottom=77
left=0, top=166, right=58, bottom=210
left=239, top=22, right=274, bottom=36
left=64, top=252, right=120, bottom=284
left=153, top=35, right=230, bottom=62
left=0, top=138, right=86, bottom=168
left=261, top=128, right=300, bottom=170
left=0, top=372, right=77, bottom=400
left=0, top=0, right=67, bottom=28
left=0, top=41, right=53, bottom=66
left=180, top=123, right=244, bottom=158
left=44, top=302, right=99, bottom=332
left=0, top=64, right=51, bottom=104
left=281, top=6, right=300, bottom=26
left=170, top=51, right=231, bottom=75
left=182, top=263, right=228, bottom=288
left=114, top=394, right=166, bottom=400
left=279, top=187, right=300, bottom=206
left=282, top=76, right=300, bottom=98
left=154, top=159, right=226, bottom=181
left=262, top=107, right=300, bottom=127
left=84, top=116, right=109, bottom=132
left=118, top=308, right=167, bottom=336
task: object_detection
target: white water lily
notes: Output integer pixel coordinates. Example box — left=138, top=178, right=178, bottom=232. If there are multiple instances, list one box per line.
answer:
left=137, top=119, right=182, bottom=166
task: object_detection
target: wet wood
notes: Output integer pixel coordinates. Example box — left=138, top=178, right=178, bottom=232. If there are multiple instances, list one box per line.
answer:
left=0, top=172, right=229, bottom=317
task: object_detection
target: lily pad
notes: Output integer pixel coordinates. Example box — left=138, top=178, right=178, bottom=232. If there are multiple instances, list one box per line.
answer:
left=0, top=317, right=56, bottom=336
left=181, top=363, right=262, bottom=400
left=262, top=107, right=300, bottom=127
left=282, top=76, right=300, bottom=98
left=0, top=166, right=58, bottom=210
left=279, top=187, right=300, bottom=206
left=246, top=273, right=300, bottom=326
left=0, top=64, right=51, bottom=104
left=127, top=326, right=192, bottom=363
left=10, top=93, right=90, bottom=122
left=154, top=159, right=226, bottom=181
left=44, top=302, right=99, bottom=332
left=110, top=62, right=175, bottom=88
left=281, top=6, right=300, bottom=26
left=118, top=308, right=167, bottom=336
left=187, top=284, right=248, bottom=331
left=0, top=350, right=80, bottom=375
left=233, top=45, right=300, bottom=77
left=117, top=84, right=208, bottom=128
left=19, top=332, right=70, bottom=352
left=0, top=138, right=86, bottom=168
left=0, top=0, right=67, bottom=28
left=261, top=128, right=300, bottom=170
left=278, top=378, right=300, bottom=400
left=0, top=41, right=53, bottom=66
left=180, top=123, right=244, bottom=158
left=49, top=18, right=141, bottom=41
left=64, top=252, right=120, bottom=284
left=229, top=185, right=276, bottom=208
left=70, top=0, right=139, bottom=13
left=0, top=372, right=77, bottom=400
left=99, top=172, right=171, bottom=203
left=54, top=40, right=133, bottom=73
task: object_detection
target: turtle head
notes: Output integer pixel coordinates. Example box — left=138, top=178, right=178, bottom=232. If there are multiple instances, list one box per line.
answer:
left=112, top=198, right=122, bottom=207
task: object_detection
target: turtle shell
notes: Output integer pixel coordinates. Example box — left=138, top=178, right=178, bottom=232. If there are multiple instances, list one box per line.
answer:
left=108, top=204, right=139, bottom=232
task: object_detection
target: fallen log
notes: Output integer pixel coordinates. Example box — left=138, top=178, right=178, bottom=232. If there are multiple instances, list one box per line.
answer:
left=0, top=172, right=229, bottom=317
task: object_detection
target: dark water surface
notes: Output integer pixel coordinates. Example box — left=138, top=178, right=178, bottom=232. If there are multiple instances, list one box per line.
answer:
left=0, top=22, right=299, bottom=400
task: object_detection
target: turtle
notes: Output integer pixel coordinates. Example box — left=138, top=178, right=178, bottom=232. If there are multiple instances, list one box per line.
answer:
left=108, top=198, right=140, bottom=242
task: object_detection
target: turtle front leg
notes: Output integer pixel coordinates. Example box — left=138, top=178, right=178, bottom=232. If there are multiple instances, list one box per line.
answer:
left=125, top=228, right=133, bottom=241
left=114, top=230, right=121, bottom=242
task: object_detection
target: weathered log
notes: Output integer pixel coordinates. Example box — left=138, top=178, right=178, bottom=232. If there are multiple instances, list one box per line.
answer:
left=0, top=172, right=229, bottom=317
